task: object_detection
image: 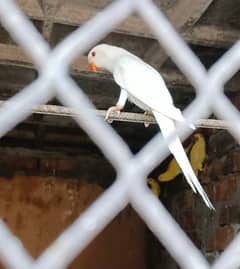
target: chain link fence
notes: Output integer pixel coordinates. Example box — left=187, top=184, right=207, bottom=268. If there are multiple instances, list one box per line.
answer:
left=0, top=0, right=240, bottom=268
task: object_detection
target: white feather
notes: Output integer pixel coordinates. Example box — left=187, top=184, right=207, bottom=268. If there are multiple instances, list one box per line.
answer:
left=112, top=54, right=214, bottom=209
left=113, top=56, right=185, bottom=122
left=153, top=111, right=214, bottom=210
left=91, top=45, right=214, bottom=209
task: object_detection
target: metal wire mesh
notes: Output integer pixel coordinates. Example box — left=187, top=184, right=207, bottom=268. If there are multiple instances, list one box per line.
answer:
left=0, top=0, right=240, bottom=269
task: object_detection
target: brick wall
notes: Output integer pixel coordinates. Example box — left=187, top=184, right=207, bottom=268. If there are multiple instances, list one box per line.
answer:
left=0, top=156, right=115, bottom=187
left=172, top=128, right=240, bottom=264
left=2, top=116, right=240, bottom=268
left=146, top=121, right=240, bottom=269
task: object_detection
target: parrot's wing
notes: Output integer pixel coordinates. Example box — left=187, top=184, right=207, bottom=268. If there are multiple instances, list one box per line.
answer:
left=113, top=56, right=185, bottom=123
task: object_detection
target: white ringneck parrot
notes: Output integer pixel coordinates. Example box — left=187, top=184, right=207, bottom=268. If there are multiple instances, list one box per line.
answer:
left=88, top=44, right=214, bottom=210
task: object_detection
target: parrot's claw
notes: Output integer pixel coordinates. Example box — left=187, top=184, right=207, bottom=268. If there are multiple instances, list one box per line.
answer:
left=105, top=105, right=123, bottom=123
left=144, top=111, right=152, bottom=128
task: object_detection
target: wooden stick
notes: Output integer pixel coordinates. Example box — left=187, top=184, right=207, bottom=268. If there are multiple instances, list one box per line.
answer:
left=0, top=101, right=230, bottom=130
left=96, top=110, right=230, bottom=130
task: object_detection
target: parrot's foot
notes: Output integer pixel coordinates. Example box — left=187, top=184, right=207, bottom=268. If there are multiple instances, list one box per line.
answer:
left=105, top=105, right=123, bottom=123
left=144, top=111, right=152, bottom=128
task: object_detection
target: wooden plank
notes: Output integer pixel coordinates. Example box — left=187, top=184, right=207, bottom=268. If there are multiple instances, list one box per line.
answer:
left=0, top=44, right=32, bottom=64
left=16, top=0, right=44, bottom=19
left=0, top=43, right=187, bottom=87
left=183, top=25, right=239, bottom=48
left=143, top=0, right=214, bottom=65
left=14, top=0, right=238, bottom=49
left=0, top=43, right=240, bottom=95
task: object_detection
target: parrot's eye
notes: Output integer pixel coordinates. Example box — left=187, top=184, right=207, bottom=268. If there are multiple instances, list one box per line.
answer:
left=91, top=51, right=96, bottom=57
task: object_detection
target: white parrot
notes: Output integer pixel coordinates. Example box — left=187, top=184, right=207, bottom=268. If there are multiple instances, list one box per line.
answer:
left=88, top=44, right=214, bottom=210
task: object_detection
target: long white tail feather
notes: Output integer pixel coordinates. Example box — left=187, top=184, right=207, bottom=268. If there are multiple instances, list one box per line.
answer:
left=190, top=123, right=196, bottom=130
left=153, top=111, right=215, bottom=210
left=172, top=109, right=196, bottom=130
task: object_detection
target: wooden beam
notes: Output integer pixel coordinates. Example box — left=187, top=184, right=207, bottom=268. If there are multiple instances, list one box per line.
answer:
left=16, top=0, right=44, bottom=19
left=14, top=0, right=237, bottom=49
left=0, top=43, right=240, bottom=95
left=143, top=0, right=214, bottom=65
left=0, top=44, right=32, bottom=64
left=0, top=43, right=187, bottom=88
left=39, top=0, right=65, bottom=41
left=183, top=25, right=239, bottom=48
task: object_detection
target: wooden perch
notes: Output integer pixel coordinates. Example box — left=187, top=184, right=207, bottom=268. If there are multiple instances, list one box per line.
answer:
left=96, top=110, right=230, bottom=130
left=10, top=102, right=234, bottom=130
left=0, top=101, right=230, bottom=130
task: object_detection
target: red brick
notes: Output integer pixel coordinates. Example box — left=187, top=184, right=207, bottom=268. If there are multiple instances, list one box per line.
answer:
left=0, top=158, right=38, bottom=171
left=201, top=159, right=224, bottom=183
left=15, top=158, right=38, bottom=170
left=200, top=174, right=212, bottom=184
left=219, top=205, right=240, bottom=225
left=40, top=159, right=57, bottom=171
left=40, top=159, right=75, bottom=173
left=57, top=160, right=75, bottom=171
left=209, top=159, right=224, bottom=178
left=187, top=230, right=201, bottom=248
left=224, top=151, right=240, bottom=174
left=208, top=131, right=236, bottom=158
left=207, top=236, right=215, bottom=252
left=219, top=205, right=230, bottom=225
left=180, top=211, right=196, bottom=230
left=175, top=190, right=194, bottom=210
left=208, top=226, right=234, bottom=251
left=213, top=176, right=238, bottom=202
left=0, top=158, right=38, bottom=177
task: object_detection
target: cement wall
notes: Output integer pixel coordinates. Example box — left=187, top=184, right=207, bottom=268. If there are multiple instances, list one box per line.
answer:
left=0, top=175, right=146, bottom=269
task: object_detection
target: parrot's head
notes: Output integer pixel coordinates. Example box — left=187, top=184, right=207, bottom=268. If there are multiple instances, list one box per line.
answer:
left=88, top=44, right=129, bottom=73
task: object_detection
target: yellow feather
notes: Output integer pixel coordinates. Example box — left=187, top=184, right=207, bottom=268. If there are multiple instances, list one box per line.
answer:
left=189, top=133, right=206, bottom=176
left=158, top=142, right=192, bottom=182
left=147, top=178, right=161, bottom=197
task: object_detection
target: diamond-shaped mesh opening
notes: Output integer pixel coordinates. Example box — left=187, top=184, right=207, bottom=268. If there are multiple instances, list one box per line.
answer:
left=0, top=19, right=42, bottom=45
left=0, top=65, right=37, bottom=99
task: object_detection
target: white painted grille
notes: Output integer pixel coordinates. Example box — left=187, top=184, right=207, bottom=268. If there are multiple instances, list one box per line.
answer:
left=0, top=1, right=240, bottom=269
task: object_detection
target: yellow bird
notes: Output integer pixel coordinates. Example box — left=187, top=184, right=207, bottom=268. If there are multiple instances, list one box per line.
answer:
left=158, top=143, right=192, bottom=182
left=189, top=133, right=206, bottom=176
left=147, top=178, right=161, bottom=197
left=148, top=132, right=207, bottom=196
left=157, top=132, right=207, bottom=182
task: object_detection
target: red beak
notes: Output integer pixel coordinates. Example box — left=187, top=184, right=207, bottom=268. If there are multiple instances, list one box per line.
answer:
left=88, top=62, right=98, bottom=72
